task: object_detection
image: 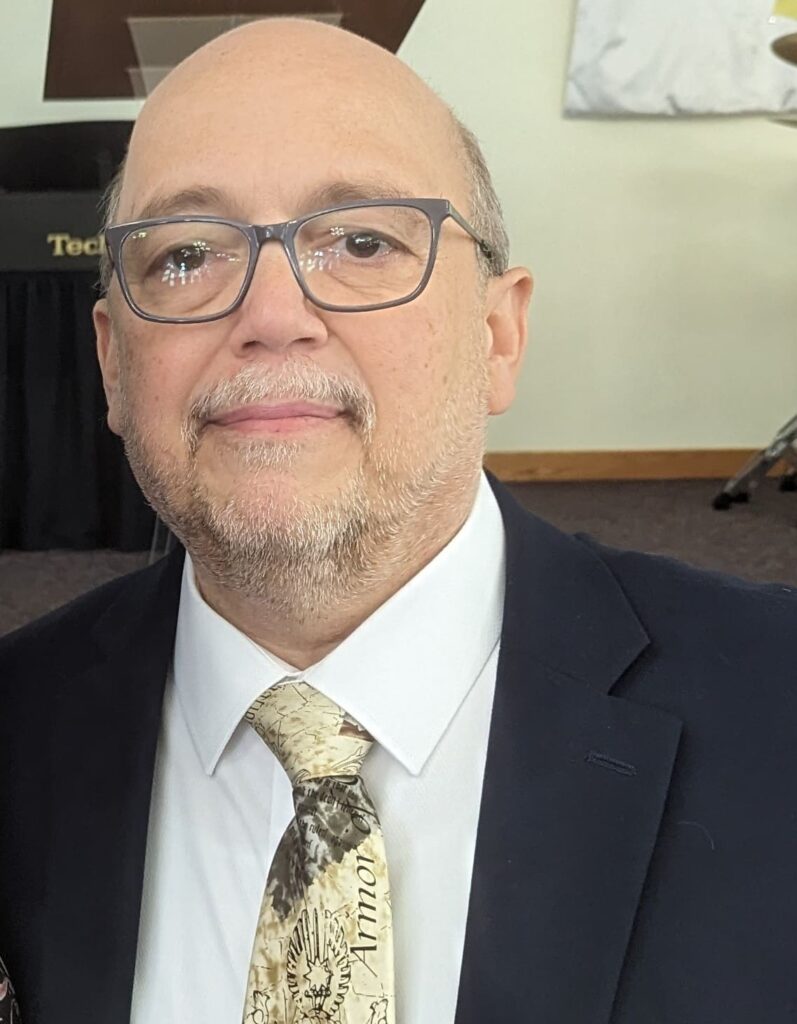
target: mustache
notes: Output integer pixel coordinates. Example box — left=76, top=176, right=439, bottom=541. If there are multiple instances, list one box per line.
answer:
left=184, top=362, right=376, bottom=443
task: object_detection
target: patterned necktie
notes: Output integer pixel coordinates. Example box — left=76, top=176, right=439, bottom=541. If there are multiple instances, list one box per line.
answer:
left=0, top=955, right=20, bottom=1023
left=242, top=680, right=395, bottom=1024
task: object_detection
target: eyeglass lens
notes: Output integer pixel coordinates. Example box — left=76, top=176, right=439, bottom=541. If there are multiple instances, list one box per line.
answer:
left=119, top=205, right=434, bottom=318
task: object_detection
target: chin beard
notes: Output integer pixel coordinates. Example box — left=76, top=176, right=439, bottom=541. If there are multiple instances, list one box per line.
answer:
left=116, top=339, right=489, bottom=620
left=121, top=420, right=430, bottom=620
left=169, top=466, right=389, bottom=621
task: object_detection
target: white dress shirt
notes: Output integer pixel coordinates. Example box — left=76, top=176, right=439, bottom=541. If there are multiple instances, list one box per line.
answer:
left=130, top=472, right=506, bottom=1024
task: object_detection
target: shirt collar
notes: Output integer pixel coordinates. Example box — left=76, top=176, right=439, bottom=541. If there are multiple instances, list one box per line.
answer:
left=173, top=472, right=506, bottom=778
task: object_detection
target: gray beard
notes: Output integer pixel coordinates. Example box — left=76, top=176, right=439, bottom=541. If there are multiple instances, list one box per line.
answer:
left=116, top=353, right=488, bottom=622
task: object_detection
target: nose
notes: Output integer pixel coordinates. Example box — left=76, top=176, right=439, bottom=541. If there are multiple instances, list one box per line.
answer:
left=224, top=236, right=328, bottom=356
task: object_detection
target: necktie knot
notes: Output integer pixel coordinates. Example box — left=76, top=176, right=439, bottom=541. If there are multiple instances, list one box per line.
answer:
left=246, top=679, right=373, bottom=785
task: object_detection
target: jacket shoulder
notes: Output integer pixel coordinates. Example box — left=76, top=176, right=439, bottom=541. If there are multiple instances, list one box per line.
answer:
left=574, top=530, right=797, bottom=704
left=576, top=530, right=797, bottom=620
left=0, top=558, right=167, bottom=683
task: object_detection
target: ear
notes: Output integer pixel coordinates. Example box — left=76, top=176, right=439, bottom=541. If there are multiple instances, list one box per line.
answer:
left=93, top=296, right=124, bottom=437
left=483, top=266, right=533, bottom=415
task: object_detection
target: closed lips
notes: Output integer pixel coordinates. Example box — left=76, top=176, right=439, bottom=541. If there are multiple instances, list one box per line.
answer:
left=211, top=403, right=343, bottom=425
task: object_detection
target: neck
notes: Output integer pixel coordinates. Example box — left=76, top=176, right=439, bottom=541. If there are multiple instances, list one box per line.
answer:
left=191, top=475, right=481, bottom=669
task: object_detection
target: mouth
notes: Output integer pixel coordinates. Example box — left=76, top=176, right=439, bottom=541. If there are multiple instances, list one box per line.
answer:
left=206, top=401, right=347, bottom=435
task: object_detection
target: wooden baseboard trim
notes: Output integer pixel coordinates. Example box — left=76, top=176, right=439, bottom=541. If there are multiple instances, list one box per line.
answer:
left=483, top=449, right=786, bottom=483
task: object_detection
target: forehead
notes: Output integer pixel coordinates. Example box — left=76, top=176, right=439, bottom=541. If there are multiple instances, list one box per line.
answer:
left=120, top=59, right=467, bottom=224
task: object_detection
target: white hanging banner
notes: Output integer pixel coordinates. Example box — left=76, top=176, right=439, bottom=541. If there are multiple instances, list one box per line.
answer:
left=565, top=0, right=797, bottom=115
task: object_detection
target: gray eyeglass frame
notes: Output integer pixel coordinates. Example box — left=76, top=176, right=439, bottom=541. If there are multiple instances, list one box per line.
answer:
left=104, top=197, right=495, bottom=323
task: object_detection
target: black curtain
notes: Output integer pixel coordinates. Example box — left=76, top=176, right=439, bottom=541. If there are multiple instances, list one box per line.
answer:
left=0, top=271, right=154, bottom=550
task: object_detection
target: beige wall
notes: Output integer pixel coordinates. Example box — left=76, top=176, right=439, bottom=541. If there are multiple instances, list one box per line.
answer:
left=4, top=0, right=796, bottom=453
left=400, top=0, right=797, bottom=452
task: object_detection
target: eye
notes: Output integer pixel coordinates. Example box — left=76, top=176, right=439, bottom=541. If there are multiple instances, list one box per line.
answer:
left=168, top=243, right=209, bottom=272
left=296, top=216, right=416, bottom=278
left=343, top=231, right=390, bottom=259
left=322, top=223, right=403, bottom=262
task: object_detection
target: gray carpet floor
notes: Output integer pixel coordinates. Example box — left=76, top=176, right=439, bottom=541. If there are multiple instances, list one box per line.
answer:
left=1, top=478, right=795, bottom=637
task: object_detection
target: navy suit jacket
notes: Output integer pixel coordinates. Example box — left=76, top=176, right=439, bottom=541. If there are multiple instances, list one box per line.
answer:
left=0, top=478, right=796, bottom=1023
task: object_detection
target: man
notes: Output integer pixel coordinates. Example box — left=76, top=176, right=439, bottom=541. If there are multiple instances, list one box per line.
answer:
left=0, top=15, right=795, bottom=1024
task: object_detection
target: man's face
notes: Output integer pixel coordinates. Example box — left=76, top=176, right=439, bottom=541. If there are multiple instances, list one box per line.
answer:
left=94, top=27, right=529, bottom=606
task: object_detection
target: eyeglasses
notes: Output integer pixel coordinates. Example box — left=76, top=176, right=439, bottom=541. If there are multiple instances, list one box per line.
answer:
left=104, top=197, right=495, bottom=324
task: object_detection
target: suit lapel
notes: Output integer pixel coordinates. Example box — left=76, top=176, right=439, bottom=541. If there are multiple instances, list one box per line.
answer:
left=37, top=545, right=185, bottom=1024
left=455, top=483, right=683, bottom=1024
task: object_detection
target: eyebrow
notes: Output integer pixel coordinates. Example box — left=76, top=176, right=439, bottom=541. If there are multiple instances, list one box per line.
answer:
left=304, top=180, right=418, bottom=209
left=129, top=179, right=420, bottom=224
left=132, top=186, right=232, bottom=222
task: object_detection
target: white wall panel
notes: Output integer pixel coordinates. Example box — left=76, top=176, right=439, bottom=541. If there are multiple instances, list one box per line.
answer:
left=566, top=0, right=797, bottom=115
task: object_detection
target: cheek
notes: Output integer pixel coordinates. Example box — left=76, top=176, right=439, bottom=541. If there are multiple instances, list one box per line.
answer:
left=118, top=328, right=202, bottom=438
left=350, top=309, right=459, bottom=433
left=122, top=353, right=171, bottom=425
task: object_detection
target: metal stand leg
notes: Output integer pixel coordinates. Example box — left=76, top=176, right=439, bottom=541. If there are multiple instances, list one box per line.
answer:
left=712, top=411, right=797, bottom=510
left=779, top=468, right=797, bottom=492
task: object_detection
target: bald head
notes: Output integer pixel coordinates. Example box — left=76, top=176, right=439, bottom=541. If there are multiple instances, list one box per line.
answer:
left=100, top=17, right=508, bottom=288
left=144, top=16, right=447, bottom=116
left=138, top=17, right=456, bottom=154
left=121, top=19, right=461, bottom=215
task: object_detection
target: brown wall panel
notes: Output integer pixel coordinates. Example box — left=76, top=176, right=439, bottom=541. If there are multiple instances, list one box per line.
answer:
left=45, top=0, right=425, bottom=99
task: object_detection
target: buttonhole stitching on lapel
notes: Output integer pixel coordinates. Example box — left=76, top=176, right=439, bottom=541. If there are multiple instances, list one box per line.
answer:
left=584, top=750, right=638, bottom=776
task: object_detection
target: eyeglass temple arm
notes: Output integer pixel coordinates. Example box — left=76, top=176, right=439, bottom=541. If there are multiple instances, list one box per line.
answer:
left=447, top=206, right=496, bottom=266
left=104, top=230, right=118, bottom=270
